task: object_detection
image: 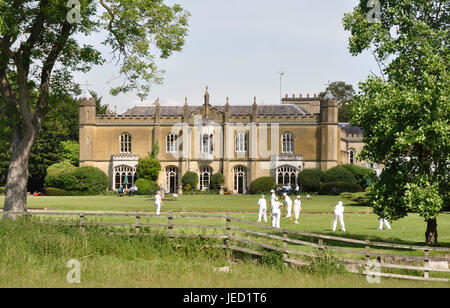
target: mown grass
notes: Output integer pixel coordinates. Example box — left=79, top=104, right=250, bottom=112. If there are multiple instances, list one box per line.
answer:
left=0, top=219, right=448, bottom=288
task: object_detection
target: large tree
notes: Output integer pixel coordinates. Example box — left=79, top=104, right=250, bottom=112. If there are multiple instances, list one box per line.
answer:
left=343, top=0, right=449, bottom=244
left=0, top=0, right=189, bottom=215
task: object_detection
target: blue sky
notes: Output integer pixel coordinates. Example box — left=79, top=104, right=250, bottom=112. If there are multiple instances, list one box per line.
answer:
left=75, top=0, right=379, bottom=113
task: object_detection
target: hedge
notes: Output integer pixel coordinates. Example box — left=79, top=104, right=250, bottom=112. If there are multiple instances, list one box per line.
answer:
left=44, top=162, right=77, bottom=188
left=320, top=182, right=363, bottom=195
left=182, top=171, right=198, bottom=191
left=323, top=166, right=357, bottom=184
left=297, top=168, right=323, bottom=192
left=210, top=173, right=225, bottom=190
left=135, top=178, right=159, bottom=195
left=45, top=187, right=67, bottom=196
left=340, top=164, right=375, bottom=188
left=249, top=176, right=276, bottom=194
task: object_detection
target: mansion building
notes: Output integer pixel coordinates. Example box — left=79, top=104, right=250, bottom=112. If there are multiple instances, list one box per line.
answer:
left=79, top=88, right=371, bottom=194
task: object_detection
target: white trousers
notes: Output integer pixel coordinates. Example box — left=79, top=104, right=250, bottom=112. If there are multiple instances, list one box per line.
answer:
left=286, top=203, right=292, bottom=217
left=272, top=211, right=281, bottom=228
left=379, top=218, right=391, bottom=230
left=332, top=214, right=346, bottom=231
left=294, top=207, right=300, bottom=221
left=155, top=203, right=161, bottom=215
left=258, top=207, right=267, bottom=223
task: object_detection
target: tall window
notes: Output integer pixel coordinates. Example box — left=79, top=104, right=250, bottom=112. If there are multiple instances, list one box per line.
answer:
left=166, top=166, right=178, bottom=194
left=200, top=166, right=212, bottom=190
left=235, top=132, right=247, bottom=153
left=276, top=166, right=298, bottom=186
left=349, top=150, right=355, bottom=164
left=282, top=132, right=294, bottom=153
left=166, top=133, right=178, bottom=153
left=201, top=133, right=214, bottom=154
left=114, top=165, right=137, bottom=190
left=120, top=133, right=132, bottom=153
left=234, top=166, right=247, bottom=194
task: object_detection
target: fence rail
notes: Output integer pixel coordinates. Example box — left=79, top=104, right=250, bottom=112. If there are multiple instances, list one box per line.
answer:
left=2, top=210, right=449, bottom=283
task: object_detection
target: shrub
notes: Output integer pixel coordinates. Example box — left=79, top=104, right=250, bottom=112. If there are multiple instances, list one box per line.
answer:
left=69, top=167, right=109, bottom=195
left=45, top=187, right=66, bottom=196
left=210, top=173, right=225, bottom=190
left=249, top=177, right=276, bottom=194
left=260, top=250, right=285, bottom=270
left=136, top=154, right=161, bottom=181
left=297, top=168, right=323, bottom=192
left=0, top=186, right=6, bottom=194
left=320, top=182, right=363, bottom=195
left=323, top=165, right=357, bottom=184
left=340, top=164, right=376, bottom=188
left=44, top=162, right=77, bottom=187
left=135, top=178, right=159, bottom=195
left=182, top=171, right=198, bottom=190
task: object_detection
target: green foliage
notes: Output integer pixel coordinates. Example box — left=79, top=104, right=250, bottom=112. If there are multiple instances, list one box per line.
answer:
left=182, top=171, right=198, bottom=191
left=323, top=166, right=357, bottom=184
left=135, top=178, right=159, bottom=195
left=58, top=141, right=79, bottom=166
left=150, top=142, right=160, bottom=158
left=260, top=250, right=285, bottom=270
left=136, top=154, right=161, bottom=182
left=340, top=164, right=375, bottom=188
left=343, top=0, right=449, bottom=231
left=306, top=250, right=347, bottom=276
left=0, top=187, right=5, bottom=194
left=319, top=81, right=355, bottom=122
left=45, top=165, right=108, bottom=195
left=45, top=187, right=67, bottom=196
left=249, top=177, right=276, bottom=194
left=320, top=182, right=363, bottom=195
left=210, top=172, right=225, bottom=191
left=297, top=168, right=324, bottom=192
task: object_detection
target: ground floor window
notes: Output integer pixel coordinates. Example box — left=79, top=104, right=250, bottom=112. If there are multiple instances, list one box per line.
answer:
left=200, top=166, right=212, bottom=190
left=114, top=165, right=137, bottom=190
left=234, top=166, right=247, bottom=194
left=166, top=166, right=179, bottom=194
left=276, top=165, right=298, bottom=187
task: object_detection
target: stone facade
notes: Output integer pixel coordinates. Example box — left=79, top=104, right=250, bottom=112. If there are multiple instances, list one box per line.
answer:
left=79, top=88, right=370, bottom=193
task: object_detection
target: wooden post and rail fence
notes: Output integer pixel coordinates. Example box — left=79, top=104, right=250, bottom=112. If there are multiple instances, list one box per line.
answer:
left=1, top=210, right=449, bottom=283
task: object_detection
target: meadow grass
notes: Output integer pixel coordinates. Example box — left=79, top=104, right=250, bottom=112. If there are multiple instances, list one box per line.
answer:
left=0, top=219, right=448, bottom=288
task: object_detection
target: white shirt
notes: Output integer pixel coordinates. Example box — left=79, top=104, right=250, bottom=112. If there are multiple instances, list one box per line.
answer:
left=285, top=196, right=292, bottom=207
left=155, top=194, right=162, bottom=205
left=334, top=204, right=344, bottom=215
left=294, top=199, right=301, bottom=210
left=272, top=201, right=282, bottom=213
left=258, top=198, right=267, bottom=209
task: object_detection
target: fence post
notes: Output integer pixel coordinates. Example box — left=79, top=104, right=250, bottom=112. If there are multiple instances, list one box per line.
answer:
left=135, top=214, right=141, bottom=235
left=424, top=248, right=430, bottom=279
left=80, top=213, right=85, bottom=232
left=168, top=210, right=174, bottom=238
left=226, top=214, right=231, bottom=260
left=365, top=240, right=371, bottom=261
left=283, top=229, right=289, bottom=264
left=318, top=238, right=324, bottom=251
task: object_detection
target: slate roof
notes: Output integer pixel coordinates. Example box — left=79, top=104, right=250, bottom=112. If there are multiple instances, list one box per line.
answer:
left=122, top=104, right=311, bottom=116
left=339, top=123, right=363, bottom=135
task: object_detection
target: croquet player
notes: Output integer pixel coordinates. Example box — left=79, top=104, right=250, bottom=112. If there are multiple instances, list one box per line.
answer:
left=332, top=201, right=346, bottom=232
left=283, top=192, right=293, bottom=219
left=155, top=191, right=162, bottom=215
left=257, top=195, right=267, bottom=223
left=271, top=197, right=282, bottom=229
left=294, top=195, right=302, bottom=224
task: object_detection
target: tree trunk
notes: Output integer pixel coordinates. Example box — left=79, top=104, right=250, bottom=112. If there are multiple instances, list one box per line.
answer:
left=3, top=131, right=36, bottom=219
left=425, top=218, right=438, bottom=245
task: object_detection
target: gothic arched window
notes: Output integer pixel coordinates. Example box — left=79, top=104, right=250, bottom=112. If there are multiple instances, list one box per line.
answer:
left=166, top=133, right=178, bottom=153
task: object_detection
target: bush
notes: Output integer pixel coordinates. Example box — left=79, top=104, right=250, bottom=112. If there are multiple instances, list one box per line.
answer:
left=340, top=164, right=376, bottom=188
left=0, top=186, right=6, bottom=194
left=45, top=187, right=66, bottom=196
left=297, top=169, right=323, bottom=192
left=320, top=182, right=363, bottom=195
left=323, top=165, right=357, bottom=184
left=182, top=171, right=198, bottom=191
left=44, top=162, right=77, bottom=187
left=136, top=154, right=161, bottom=181
left=210, top=173, right=225, bottom=190
left=135, top=178, right=159, bottom=195
left=249, top=177, right=276, bottom=194
left=69, top=167, right=109, bottom=195
left=45, top=171, right=78, bottom=190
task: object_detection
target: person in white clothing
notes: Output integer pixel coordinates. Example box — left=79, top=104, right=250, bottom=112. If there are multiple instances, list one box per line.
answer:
left=257, top=195, right=267, bottom=223
left=283, top=193, right=292, bottom=219
left=332, top=201, right=346, bottom=232
left=154, top=191, right=162, bottom=215
left=378, top=217, right=391, bottom=230
left=270, top=190, right=276, bottom=209
left=271, top=197, right=282, bottom=228
left=294, top=195, right=301, bottom=224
